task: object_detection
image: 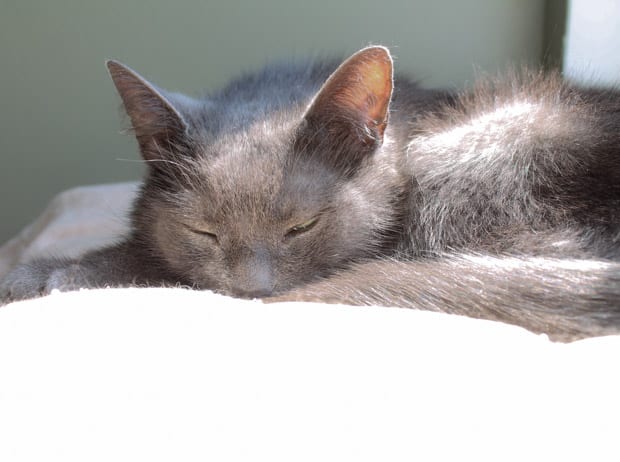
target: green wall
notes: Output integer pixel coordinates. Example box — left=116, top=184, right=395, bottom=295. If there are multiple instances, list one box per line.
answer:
left=0, top=0, right=547, bottom=244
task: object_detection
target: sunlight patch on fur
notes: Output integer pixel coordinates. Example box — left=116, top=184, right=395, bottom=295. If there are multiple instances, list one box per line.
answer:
left=409, top=101, right=536, bottom=163
left=458, top=254, right=611, bottom=272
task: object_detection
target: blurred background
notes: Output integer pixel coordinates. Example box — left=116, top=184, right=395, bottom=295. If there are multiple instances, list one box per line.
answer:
left=0, top=0, right=616, bottom=245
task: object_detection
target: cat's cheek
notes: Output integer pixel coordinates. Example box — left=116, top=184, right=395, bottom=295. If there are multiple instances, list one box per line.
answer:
left=151, top=220, right=220, bottom=283
left=332, top=188, right=388, bottom=255
left=272, top=241, right=335, bottom=291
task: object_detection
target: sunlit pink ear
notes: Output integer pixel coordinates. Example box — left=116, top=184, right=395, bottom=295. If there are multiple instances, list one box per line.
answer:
left=106, top=60, right=188, bottom=161
left=304, top=46, right=394, bottom=145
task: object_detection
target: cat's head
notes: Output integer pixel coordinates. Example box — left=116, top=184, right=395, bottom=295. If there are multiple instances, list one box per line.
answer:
left=107, top=46, right=407, bottom=297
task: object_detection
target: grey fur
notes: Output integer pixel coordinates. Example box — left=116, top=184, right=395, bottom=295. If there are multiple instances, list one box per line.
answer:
left=1, top=47, right=619, bottom=341
left=270, top=256, right=620, bottom=342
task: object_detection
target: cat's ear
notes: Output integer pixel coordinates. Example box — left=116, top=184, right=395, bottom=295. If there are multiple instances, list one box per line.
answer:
left=301, top=46, right=393, bottom=160
left=106, top=60, right=189, bottom=161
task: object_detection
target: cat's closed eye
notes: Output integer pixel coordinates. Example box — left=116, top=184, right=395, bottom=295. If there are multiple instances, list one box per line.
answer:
left=184, top=224, right=218, bottom=242
left=285, top=216, right=319, bottom=238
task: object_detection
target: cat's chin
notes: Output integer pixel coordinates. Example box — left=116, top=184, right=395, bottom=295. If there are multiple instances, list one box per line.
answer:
left=213, top=284, right=301, bottom=301
left=228, top=290, right=274, bottom=300
left=199, top=285, right=275, bottom=300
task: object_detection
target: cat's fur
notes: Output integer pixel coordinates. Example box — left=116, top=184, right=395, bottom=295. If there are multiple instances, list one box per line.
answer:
left=1, top=46, right=619, bottom=341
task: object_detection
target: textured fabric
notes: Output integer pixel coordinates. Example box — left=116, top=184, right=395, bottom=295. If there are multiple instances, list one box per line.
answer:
left=0, top=182, right=137, bottom=279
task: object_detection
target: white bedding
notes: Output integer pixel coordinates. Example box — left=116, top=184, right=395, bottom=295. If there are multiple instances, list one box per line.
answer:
left=1, top=184, right=619, bottom=461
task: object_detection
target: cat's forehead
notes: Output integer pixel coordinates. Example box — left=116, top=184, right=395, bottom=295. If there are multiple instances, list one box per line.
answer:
left=200, top=110, right=297, bottom=156
left=198, top=120, right=292, bottom=191
left=191, top=118, right=338, bottom=220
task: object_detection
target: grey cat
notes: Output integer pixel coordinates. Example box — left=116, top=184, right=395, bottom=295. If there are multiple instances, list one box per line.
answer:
left=1, top=46, right=619, bottom=341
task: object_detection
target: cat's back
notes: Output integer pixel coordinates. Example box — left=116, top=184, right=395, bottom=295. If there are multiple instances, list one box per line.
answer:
left=404, top=69, right=620, bottom=256
left=206, top=58, right=341, bottom=124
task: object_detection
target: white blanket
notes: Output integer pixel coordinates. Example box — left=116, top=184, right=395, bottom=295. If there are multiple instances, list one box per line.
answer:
left=1, top=184, right=619, bottom=461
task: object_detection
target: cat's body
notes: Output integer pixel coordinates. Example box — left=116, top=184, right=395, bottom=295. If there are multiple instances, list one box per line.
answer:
left=2, top=46, right=619, bottom=341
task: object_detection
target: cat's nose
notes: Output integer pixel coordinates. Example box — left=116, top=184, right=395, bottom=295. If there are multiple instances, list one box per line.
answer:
left=231, top=247, right=275, bottom=299
left=232, top=271, right=274, bottom=298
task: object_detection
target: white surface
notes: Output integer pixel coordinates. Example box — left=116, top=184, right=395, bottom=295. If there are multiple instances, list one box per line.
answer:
left=564, top=0, right=620, bottom=86
left=1, top=288, right=619, bottom=461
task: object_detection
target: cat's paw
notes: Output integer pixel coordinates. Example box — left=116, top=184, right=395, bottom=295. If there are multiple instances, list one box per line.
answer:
left=0, top=263, right=49, bottom=304
left=0, top=261, right=91, bottom=305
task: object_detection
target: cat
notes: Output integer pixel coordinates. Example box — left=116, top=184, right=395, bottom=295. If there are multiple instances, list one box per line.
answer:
left=1, top=46, right=619, bottom=341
